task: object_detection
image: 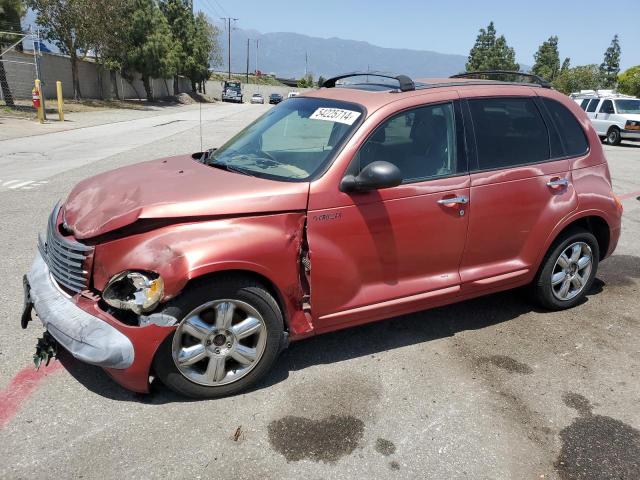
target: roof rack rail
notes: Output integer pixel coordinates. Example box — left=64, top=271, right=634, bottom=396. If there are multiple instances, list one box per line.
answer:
left=450, top=70, right=552, bottom=88
left=322, top=72, right=415, bottom=92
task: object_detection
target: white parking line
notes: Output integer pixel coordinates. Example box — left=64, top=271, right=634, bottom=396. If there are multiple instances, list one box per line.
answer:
left=0, top=179, right=48, bottom=191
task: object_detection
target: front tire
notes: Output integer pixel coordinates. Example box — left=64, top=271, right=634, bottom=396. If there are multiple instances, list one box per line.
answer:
left=153, top=277, right=284, bottom=399
left=532, top=229, right=599, bottom=310
left=606, top=127, right=622, bottom=146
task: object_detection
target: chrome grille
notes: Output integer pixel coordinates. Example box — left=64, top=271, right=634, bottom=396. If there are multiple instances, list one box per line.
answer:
left=37, top=204, right=93, bottom=293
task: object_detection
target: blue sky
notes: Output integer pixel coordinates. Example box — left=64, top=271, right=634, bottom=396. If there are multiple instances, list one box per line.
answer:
left=195, top=0, right=639, bottom=70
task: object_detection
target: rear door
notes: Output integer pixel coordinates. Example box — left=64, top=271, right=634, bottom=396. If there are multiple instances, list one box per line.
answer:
left=458, top=95, right=579, bottom=293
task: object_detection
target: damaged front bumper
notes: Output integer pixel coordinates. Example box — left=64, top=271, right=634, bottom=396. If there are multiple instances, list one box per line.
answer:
left=25, top=252, right=135, bottom=369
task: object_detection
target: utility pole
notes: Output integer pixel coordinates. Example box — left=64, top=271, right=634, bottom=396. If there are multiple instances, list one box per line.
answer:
left=221, top=17, right=238, bottom=80
left=246, top=38, right=249, bottom=83
left=305, top=52, right=308, bottom=77
left=255, top=39, right=259, bottom=74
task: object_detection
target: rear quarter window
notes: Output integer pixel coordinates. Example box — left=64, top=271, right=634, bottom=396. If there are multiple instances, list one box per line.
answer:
left=541, top=98, right=589, bottom=157
left=468, top=97, right=550, bottom=170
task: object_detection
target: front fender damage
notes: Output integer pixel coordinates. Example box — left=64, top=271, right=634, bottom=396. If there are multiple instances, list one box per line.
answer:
left=91, top=212, right=315, bottom=338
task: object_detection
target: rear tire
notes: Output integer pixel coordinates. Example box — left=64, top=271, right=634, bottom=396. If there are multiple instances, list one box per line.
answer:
left=153, top=277, right=284, bottom=399
left=532, top=229, right=599, bottom=310
left=606, top=127, right=622, bottom=146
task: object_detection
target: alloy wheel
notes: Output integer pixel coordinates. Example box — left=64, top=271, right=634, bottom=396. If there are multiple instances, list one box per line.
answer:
left=172, top=299, right=267, bottom=386
left=550, top=242, right=593, bottom=301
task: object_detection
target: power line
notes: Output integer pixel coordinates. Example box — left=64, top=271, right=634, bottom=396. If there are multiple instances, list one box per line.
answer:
left=195, top=0, right=223, bottom=19
left=212, top=0, right=229, bottom=17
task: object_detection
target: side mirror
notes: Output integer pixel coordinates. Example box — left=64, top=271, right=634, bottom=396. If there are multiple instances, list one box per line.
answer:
left=340, top=161, right=403, bottom=192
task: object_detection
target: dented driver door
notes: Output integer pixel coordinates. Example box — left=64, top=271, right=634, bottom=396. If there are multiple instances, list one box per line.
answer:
left=306, top=100, right=471, bottom=332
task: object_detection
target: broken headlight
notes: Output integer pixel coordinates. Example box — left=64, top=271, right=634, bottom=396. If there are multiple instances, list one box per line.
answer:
left=102, top=271, right=164, bottom=314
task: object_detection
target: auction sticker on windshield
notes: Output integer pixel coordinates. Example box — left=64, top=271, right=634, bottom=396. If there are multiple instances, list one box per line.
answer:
left=310, top=108, right=361, bottom=125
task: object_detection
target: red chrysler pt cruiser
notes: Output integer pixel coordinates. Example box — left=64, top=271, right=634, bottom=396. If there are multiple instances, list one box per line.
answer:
left=23, top=72, right=622, bottom=398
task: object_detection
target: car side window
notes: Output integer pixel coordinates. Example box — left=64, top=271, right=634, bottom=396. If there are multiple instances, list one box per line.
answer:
left=600, top=100, right=615, bottom=114
left=354, top=102, right=459, bottom=183
left=579, top=99, right=590, bottom=110
left=541, top=98, right=589, bottom=157
left=468, top=97, right=550, bottom=170
left=586, top=99, right=600, bottom=113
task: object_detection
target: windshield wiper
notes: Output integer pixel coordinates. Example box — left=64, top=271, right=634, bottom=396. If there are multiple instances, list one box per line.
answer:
left=208, top=160, right=256, bottom=177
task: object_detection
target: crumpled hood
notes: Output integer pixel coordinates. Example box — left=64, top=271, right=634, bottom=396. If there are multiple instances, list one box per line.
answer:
left=64, top=155, right=309, bottom=239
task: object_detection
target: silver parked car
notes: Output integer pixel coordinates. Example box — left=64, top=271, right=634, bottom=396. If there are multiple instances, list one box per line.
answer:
left=250, top=93, right=265, bottom=104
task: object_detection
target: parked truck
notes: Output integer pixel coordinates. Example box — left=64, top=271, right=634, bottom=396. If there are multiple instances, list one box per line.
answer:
left=221, top=81, right=243, bottom=103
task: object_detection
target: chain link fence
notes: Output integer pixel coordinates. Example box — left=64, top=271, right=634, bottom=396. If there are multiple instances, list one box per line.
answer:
left=0, top=30, right=39, bottom=113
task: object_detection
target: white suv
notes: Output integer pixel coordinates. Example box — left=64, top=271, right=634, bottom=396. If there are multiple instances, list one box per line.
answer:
left=573, top=92, right=640, bottom=145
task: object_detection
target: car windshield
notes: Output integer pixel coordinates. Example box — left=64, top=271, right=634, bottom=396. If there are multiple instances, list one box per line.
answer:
left=614, top=99, right=640, bottom=114
left=208, top=97, right=364, bottom=181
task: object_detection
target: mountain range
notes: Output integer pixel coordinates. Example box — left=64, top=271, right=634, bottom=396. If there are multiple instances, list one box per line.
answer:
left=22, top=9, right=490, bottom=80
left=217, top=27, right=470, bottom=80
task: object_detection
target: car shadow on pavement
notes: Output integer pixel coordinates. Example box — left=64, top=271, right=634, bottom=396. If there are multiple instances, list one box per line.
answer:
left=53, top=286, right=585, bottom=403
left=613, top=141, right=640, bottom=148
left=57, top=254, right=639, bottom=403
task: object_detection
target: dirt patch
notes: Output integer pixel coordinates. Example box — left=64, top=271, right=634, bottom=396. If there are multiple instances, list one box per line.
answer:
left=280, top=373, right=381, bottom=419
left=375, top=438, right=396, bottom=456
left=267, top=415, right=365, bottom=463
left=478, top=355, right=533, bottom=374
left=175, top=92, right=215, bottom=104
left=556, top=392, right=640, bottom=479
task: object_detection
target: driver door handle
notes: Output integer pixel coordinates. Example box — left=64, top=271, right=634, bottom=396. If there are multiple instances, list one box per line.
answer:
left=437, top=195, right=468, bottom=206
left=546, top=178, right=569, bottom=188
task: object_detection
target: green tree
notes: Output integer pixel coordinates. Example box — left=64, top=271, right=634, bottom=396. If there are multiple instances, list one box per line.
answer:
left=84, top=0, right=135, bottom=99
left=317, top=75, right=325, bottom=87
left=532, top=36, right=560, bottom=81
left=27, top=0, right=93, bottom=99
left=600, top=34, right=621, bottom=88
left=185, top=12, right=219, bottom=93
left=0, top=0, right=23, bottom=37
left=122, top=0, right=178, bottom=101
left=552, top=64, right=602, bottom=94
left=0, top=0, right=25, bottom=106
left=297, top=72, right=313, bottom=88
left=159, top=0, right=193, bottom=94
left=560, top=57, right=571, bottom=74
left=466, top=21, right=519, bottom=72
left=617, top=65, right=640, bottom=97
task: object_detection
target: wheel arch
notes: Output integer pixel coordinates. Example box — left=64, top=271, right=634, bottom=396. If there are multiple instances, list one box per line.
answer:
left=184, top=267, right=292, bottom=332
left=542, top=213, right=611, bottom=264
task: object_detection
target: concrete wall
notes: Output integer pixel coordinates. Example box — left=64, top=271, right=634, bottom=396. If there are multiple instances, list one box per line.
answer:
left=1, top=51, right=312, bottom=102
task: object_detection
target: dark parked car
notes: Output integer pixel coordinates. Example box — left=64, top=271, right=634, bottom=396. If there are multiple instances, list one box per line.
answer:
left=269, top=93, right=283, bottom=104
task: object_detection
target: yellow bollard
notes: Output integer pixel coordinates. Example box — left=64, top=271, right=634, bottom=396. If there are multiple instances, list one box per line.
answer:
left=34, top=79, right=44, bottom=123
left=56, top=81, right=64, bottom=122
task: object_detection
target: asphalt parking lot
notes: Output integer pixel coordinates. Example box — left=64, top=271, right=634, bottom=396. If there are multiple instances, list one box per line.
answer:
left=0, top=103, right=639, bottom=479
